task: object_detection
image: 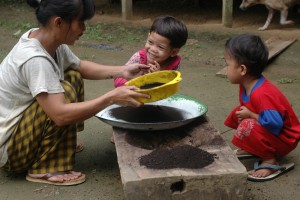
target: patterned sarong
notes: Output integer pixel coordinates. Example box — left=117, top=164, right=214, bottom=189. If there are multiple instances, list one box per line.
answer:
left=3, top=70, right=84, bottom=174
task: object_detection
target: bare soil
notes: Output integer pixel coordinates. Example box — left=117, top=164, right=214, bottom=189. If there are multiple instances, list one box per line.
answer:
left=1, top=1, right=300, bottom=200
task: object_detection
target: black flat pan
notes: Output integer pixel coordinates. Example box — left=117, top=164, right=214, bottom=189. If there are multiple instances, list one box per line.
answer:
left=95, top=94, right=208, bottom=131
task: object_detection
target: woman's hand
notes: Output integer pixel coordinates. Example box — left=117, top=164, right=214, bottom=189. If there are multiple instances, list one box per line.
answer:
left=235, top=106, right=258, bottom=122
left=122, top=63, right=150, bottom=80
left=106, top=86, right=150, bottom=107
left=148, top=61, right=160, bottom=72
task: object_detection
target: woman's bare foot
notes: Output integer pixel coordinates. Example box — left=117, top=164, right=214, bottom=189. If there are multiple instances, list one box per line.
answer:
left=26, top=171, right=86, bottom=185
left=76, top=143, right=84, bottom=153
left=28, top=171, right=83, bottom=182
left=248, top=158, right=278, bottom=178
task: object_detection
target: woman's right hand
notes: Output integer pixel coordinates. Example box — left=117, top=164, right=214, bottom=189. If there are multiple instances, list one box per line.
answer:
left=122, top=63, right=150, bottom=80
left=106, top=86, right=150, bottom=107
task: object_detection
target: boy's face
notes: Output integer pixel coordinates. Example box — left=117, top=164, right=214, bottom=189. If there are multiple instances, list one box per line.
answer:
left=224, top=52, right=245, bottom=84
left=145, top=32, right=179, bottom=65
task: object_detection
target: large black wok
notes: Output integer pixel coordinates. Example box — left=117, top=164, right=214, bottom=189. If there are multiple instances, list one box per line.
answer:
left=95, top=94, right=208, bottom=131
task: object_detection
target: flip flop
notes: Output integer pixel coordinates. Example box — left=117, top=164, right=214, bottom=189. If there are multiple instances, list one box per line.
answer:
left=247, top=161, right=295, bottom=182
left=233, top=149, right=258, bottom=160
left=26, top=172, right=86, bottom=186
left=76, top=143, right=84, bottom=153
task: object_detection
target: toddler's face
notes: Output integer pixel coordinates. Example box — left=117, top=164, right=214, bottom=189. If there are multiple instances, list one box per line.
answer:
left=224, top=52, right=243, bottom=84
left=145, top=32, right=178, bottom=65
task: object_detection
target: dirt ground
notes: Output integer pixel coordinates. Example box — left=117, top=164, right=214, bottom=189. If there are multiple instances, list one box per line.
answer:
left=1, top=0, right=300, bottom=199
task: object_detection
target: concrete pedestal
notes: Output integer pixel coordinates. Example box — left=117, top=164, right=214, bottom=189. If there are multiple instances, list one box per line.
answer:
left=113, top=117, right=247, bottom=200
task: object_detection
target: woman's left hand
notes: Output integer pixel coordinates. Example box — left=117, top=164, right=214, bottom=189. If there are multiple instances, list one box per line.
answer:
left=122, top=63, right=150, bottom=80
left=107, top=85, right=150, bottom=107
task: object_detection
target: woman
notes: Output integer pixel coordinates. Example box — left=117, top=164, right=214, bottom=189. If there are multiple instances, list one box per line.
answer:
left=0, top=0, right=150, bottom=185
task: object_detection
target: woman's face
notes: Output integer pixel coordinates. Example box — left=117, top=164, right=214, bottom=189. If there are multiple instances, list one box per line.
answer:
left=144, top=32, right=178, bottom=65
left=62, top=17, right=86, bottom=45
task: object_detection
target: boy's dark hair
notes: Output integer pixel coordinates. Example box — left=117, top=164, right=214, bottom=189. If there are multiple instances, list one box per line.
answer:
left=27, top=0, right=95, bottom=25
left=225, top=34, right=269, bottom=78
left=150, top=15, right=188, bottom=48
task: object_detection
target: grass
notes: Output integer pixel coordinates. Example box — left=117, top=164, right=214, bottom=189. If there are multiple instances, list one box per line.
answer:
left=0, top=21, right=36, bottom=35
left=278, top=78, right=297, bottom=84
left=0, top=49, right=6, bottom=61
left=82, top=22, right=148, bottom=45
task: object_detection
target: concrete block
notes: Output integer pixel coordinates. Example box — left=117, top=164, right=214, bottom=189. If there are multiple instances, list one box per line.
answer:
left=113, top=117, right=247, bottom=200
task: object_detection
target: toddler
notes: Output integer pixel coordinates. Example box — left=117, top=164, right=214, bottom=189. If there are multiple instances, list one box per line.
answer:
left=114, top=15, right=188, bottom=87
left=224, top=34, right=300, bottom=182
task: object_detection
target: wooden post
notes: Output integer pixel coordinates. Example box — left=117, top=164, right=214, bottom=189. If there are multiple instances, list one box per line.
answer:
left=121, top=0, right=133, bottom=20
left=222, top=0, right=233, bottom=28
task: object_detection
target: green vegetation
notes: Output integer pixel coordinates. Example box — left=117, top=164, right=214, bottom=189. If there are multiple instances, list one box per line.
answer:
left=82, top=22, right=148, bottom=45
left=0, top=49, right=6, bottom=61
left=0, top=1, right=229, bottom=64
left=0, top=0, right=24, bottom=3
left=278, top=78, right=297, bottom=84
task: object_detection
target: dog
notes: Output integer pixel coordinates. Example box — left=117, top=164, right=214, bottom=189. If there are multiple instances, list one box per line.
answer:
left=240, top=0, right=300, bottom=30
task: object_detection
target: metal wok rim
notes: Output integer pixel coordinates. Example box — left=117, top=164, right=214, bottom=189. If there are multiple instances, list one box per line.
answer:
left=95, top=94, right=208, bottom=131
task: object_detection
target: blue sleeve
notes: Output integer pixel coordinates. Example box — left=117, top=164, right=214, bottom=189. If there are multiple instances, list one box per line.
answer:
left=258, top=110, right=284, bottom=136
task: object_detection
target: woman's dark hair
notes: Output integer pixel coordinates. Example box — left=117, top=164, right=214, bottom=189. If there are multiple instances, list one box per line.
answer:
left=225, top=34, right=269, bottom=78
left=27, top=0, right=95, bottom=25
left=150, top=15, right=188, bottom=48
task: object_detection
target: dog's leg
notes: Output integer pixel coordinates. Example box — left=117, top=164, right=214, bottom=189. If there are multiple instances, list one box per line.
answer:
left=280, top=8, right=294, bottom=25
left=258, top=6, right=274, bottom=31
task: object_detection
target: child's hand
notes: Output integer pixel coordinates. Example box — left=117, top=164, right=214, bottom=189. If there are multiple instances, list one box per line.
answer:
left=122, top=63, right=150, bottom=79
left=235, top=106, right=258, bottom=122
left=149, top=61, right=160, bottom=72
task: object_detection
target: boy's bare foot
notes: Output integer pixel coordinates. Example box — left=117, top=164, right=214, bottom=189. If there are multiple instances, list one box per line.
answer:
left=110, top=135, right=115, bottom=144
left=248, top=158, right=277, bottom=178
left=234, top=148, right=258, bottom=160
left=235, top=148, right=251, bottom=155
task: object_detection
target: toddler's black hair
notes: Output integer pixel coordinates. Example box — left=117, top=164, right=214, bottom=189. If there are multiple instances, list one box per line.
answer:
left=150, top=15, right=188, bottom=48
left=225, top=34, right=269, bottom=78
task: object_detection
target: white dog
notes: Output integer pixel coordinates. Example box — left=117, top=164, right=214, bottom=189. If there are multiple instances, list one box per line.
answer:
left=240, top=0, right=300, bottom=30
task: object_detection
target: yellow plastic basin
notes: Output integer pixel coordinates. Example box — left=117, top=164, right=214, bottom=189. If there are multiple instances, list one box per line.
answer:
left=125, top=70, right=182, bottom=103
